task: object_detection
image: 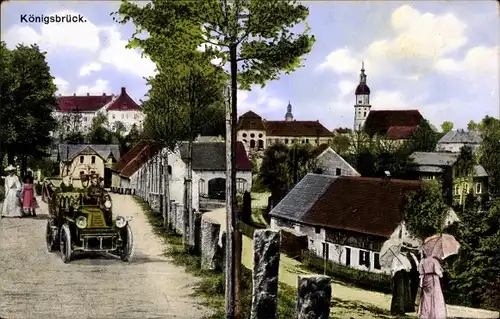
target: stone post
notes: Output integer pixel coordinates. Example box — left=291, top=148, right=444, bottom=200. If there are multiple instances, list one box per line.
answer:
left=296, top=275, right=332, bottom=319
left=194, top=211, right=203, bottom=253
left=251, top=229, right=281, bottom=319
left=200, top=219, right=221, bottom=271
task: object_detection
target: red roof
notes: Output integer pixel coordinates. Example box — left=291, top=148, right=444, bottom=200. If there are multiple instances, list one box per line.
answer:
left=303, top=176, right=423, bottom=238
left=120, top=142, right=164, bottom=178
left=112, top=140, right=149, bottom=172
left=364, top=110, right=423, bottom=139
left=57, top=95, right=112, bottom=112
left=265, top=120, right=332, bottom=137
left=106, top=87, right=141, bottom=111
left=385, top=126, right=418, bottom=140
left=237, top=111, right=265, bottom=130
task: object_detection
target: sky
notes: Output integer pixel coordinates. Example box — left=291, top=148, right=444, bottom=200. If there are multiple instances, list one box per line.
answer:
left=1, top=1, right=499, bottom=131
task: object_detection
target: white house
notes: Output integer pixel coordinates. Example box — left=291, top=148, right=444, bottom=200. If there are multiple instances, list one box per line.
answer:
left=435, top=129, right=482, bottom=153
left=269, top=173, right=424, bottom=274
left=54, top=87, right=144, bottom=134
left=315, top=145, right=360, bottom=176
left=178, top=141, right=253, bottom=199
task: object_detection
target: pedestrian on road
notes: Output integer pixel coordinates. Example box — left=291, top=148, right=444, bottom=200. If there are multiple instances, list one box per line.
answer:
left=418, top=254, right=447, bottom=319
left=22, top=171, right=37, bottom=217
left=390, top=247, right=413, bottom=316
left=1, top=165, right=23, bottom=218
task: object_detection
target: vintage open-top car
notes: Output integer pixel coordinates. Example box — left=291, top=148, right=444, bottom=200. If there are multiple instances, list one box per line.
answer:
left=41, top=173, right=133, bottom=263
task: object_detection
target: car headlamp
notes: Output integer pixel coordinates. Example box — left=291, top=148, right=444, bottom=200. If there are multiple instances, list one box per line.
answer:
left=76, top=216, right=87, bottom=229
left=115, top=216, right=126, bottom=228
left=104, top=200, right=112, bottom=209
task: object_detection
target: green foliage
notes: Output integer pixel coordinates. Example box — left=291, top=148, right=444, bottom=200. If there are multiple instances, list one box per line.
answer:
left=259, top=143, right=318, bottom=200
left=440, top=121, right=454, bottom=133
left=331, top=134, right=351, bottom=156
left=27, top=157, right=57, bottom=178
left=86, top=113, right=114, bottom=144
left=477, top=116, right=500, bottom=198
left=467, top=120, right=479, bottom=131
left=0, top=42, right=58, bottom=165
left=407, top=119, right=440, bottom=153
left=404, top=180, right=449, bottom=239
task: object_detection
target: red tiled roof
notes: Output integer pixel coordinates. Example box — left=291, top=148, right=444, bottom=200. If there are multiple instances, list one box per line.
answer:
left=112, top=140, right=149, bottom=172
left=237, top=111, right=265, bottom=130
left=302, top=176, right=423, bottom=238
left=106, top=87, right=141, bottom=111
left=364, top=110, right=423, bottom=139
left=265, top=121, right=332, bottom=137
left=57, top=95, right=113, bottom=112
left=120, top=143, right=164, bottom=178
left=386, top=126, right=418, bottom=140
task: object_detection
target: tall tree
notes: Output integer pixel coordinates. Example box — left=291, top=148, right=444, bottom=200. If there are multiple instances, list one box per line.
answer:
left=0, top=43, right=58, bottom=175
left=86, top=113, right=113, bottom=144
left=441, top=121, right=454, bottom=133
left=330, top=133, right=351, bottom=156
left=467, top=120, right=479, bottom=131
left=114, top=1, right=315, bottom=315
left=407, top=119, right=440, bottom=153
left=477, top=116, right=500, bottom=199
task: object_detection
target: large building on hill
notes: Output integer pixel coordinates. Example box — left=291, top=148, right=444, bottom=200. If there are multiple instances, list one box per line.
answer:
left=237, top=102, right=332, bottom=154
left=54, top=87, right=144, bottom=134
left=352, top=63, right=424, bottom=141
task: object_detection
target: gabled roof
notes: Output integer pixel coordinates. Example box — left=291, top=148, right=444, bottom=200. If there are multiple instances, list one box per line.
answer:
left=237, top=111, right=265, bottom=130
left=437, top=130, right=482, bottom=144
left=364, top=110, right=423, bottom=139
left=57, top=95, right=113, bottom=112
left=315, top=146, right=360, bottom=176
left=112, top=140, right=149, bottom=172
left=58, top=144, right=120, bottom=162
left=120, top=143, right=164, bottom=178
left=265, top=120, right=332, bottom=137
left=410, top=152, right=488, bottom=177
left=178, top=141, right=251, bottom=171
left=105, top=87, right=141, bottom=111
left=270, top=174, right=423, bottom=238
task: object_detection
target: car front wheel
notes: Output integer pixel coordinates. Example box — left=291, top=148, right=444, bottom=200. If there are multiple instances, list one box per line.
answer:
left=60, top=224, right=72, bottom=263
left=120, top=223, right=134, bottom=262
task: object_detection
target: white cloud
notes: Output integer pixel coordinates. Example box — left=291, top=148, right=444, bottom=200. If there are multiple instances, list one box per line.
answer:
left=338, top=80, right=356, bottom=97
left=98, top=26, right=157, bottom=78
left=75, top=79, right=111, bottom=95
left=79, top=62, right=102, bottom=76
left=435, top=45, right=499, bottom=76
left=317, top=5, right=469, bottom=78
left=54, top=77, right=70, bottom=95
left=3, top=11, right=100, bottom=52
left=238, top=86, right=286, bottom=115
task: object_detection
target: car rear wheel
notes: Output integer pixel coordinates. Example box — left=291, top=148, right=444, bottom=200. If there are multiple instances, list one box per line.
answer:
left=120, top=223, right=134, bottom=262
left=45, top=219, right=59, bottom=252
left=60, top=224, right=72, bottom=263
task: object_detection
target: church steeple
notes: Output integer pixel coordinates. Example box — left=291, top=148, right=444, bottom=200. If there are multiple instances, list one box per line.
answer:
left=354, top=61, right=371, bottom=131
left=285, top=101, right=294, bottom=121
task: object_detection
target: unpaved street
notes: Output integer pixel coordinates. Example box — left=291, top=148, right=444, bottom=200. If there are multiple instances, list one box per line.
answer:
left=0, top=194, right=210, bottom=319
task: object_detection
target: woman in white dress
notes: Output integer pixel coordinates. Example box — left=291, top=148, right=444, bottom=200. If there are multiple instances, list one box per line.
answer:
left=1, top=165, right=23, bottom=218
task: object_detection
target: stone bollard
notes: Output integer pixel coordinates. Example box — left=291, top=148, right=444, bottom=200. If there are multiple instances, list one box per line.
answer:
left=200, top=219, right=221, bottom=271
left=296, top=275, right=332, bottom=319
left=251, top=229, right=281, bottom=319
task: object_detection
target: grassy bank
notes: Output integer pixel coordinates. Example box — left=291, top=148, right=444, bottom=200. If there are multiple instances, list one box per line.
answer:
left=135, top=197, right=296, bottom=319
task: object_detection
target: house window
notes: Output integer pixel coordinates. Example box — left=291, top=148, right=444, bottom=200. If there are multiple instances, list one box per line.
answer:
left=250, top=133, right=255, bottom=138
left=121, top=114, right=125, bottom=119
left=284, top=139, right=289, bottom=144
left=80, top=156, right=84, bottom=163
left=242, top=133, right=247, bottom=138
left=309, top=239, right=314, bottom=248
left=454, top=184, right=459, bottom=195
left=91, top=170, right=96, bottom=174
left=475, top=183, right=482, bottom=194
left=359, top=250, right=370, bottom=267
left=80, top=171, right=85, bottom=175
left=250, top=140, right=256, bottom=148
left=345, top=247, right=351, bottom=266
left=236, top=178, right=246, bottom=191
left=464, top=183, right=470, bottom=194
left=257, top=140, right=264, bottom=149
left=199, top=179, right=206, bottom=195
left=364, top=112, right=367, bottom=117
left=314, top=226, right=321, bottom=234
left=374, top=253, right=381, bottom=269
left=91, top=156, right=96, bottom=164
left=258, top=133, right=263, bottom=138
left=112, top=114, right=115, bottom=119
left=336, top=168, right=341, bottom=176
left=305, top=139, right=309, bottom=143
left=167, top=165, right=172, bottom=176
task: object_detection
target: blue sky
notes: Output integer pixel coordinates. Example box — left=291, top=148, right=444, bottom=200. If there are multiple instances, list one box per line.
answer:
left=2, top=1, right=498, bottom=131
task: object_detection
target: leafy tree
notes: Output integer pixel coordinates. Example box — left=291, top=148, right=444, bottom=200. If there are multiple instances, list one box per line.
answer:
left=86, top=113, right=113, bottom=144
left=0, top=43, right=58, bottom=175
left=407, top=119, right=441, bottom=153
left=330, top=133, right=351, bottom=156
left=121, top=124, right=143, bottom=154
left=467, top=120, right=479, bottom=131
left=404, top=180, right=449, bottom=239
left=441, top=121, right=454, bottom=133
left=477, top=116, right=500, bottom=198
left=454, top=145, right=476, bottom=212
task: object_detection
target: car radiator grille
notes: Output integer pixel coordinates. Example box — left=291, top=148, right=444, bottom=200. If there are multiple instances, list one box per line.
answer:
left=90, top=214, right=106, bottom=227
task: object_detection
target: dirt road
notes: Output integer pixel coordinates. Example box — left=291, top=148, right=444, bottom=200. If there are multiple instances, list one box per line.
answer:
left=0, top=194, right=210, bottom=319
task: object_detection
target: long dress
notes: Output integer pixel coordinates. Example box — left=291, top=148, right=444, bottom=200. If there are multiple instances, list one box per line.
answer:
left=418, top=257, right=447, bottom=319
left=408, top=252, right=420, bottom=310
left=391, top=254, right=412, bottom=316
left=22, top=183, right=37, bottom=215
left=1, top=174, right=23, bottom=217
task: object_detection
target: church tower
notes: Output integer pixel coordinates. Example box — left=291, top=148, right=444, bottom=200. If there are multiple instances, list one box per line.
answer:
left=353, top=61, right=371, bottom=131
left=285, top=101, right=294, bottom=121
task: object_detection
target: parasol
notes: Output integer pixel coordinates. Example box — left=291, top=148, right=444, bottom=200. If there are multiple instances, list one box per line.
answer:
left=423, top=233, right=460, bottom=260
left=380, top=237, right=417, bottom=272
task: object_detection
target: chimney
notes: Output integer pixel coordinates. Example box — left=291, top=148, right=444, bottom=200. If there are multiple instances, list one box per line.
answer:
left=103, top=93, right=106, bottom=96
left=87, top=93, right=90, bottom=96
left=121, top=87, right=126, bottom=95
left=73, top=93, right=76, bottom=96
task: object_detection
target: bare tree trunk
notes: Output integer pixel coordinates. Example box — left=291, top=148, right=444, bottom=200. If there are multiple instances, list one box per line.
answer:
left=225, top=43, right=242, bottom=319
left=186, top=140, right=194, bottom=250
